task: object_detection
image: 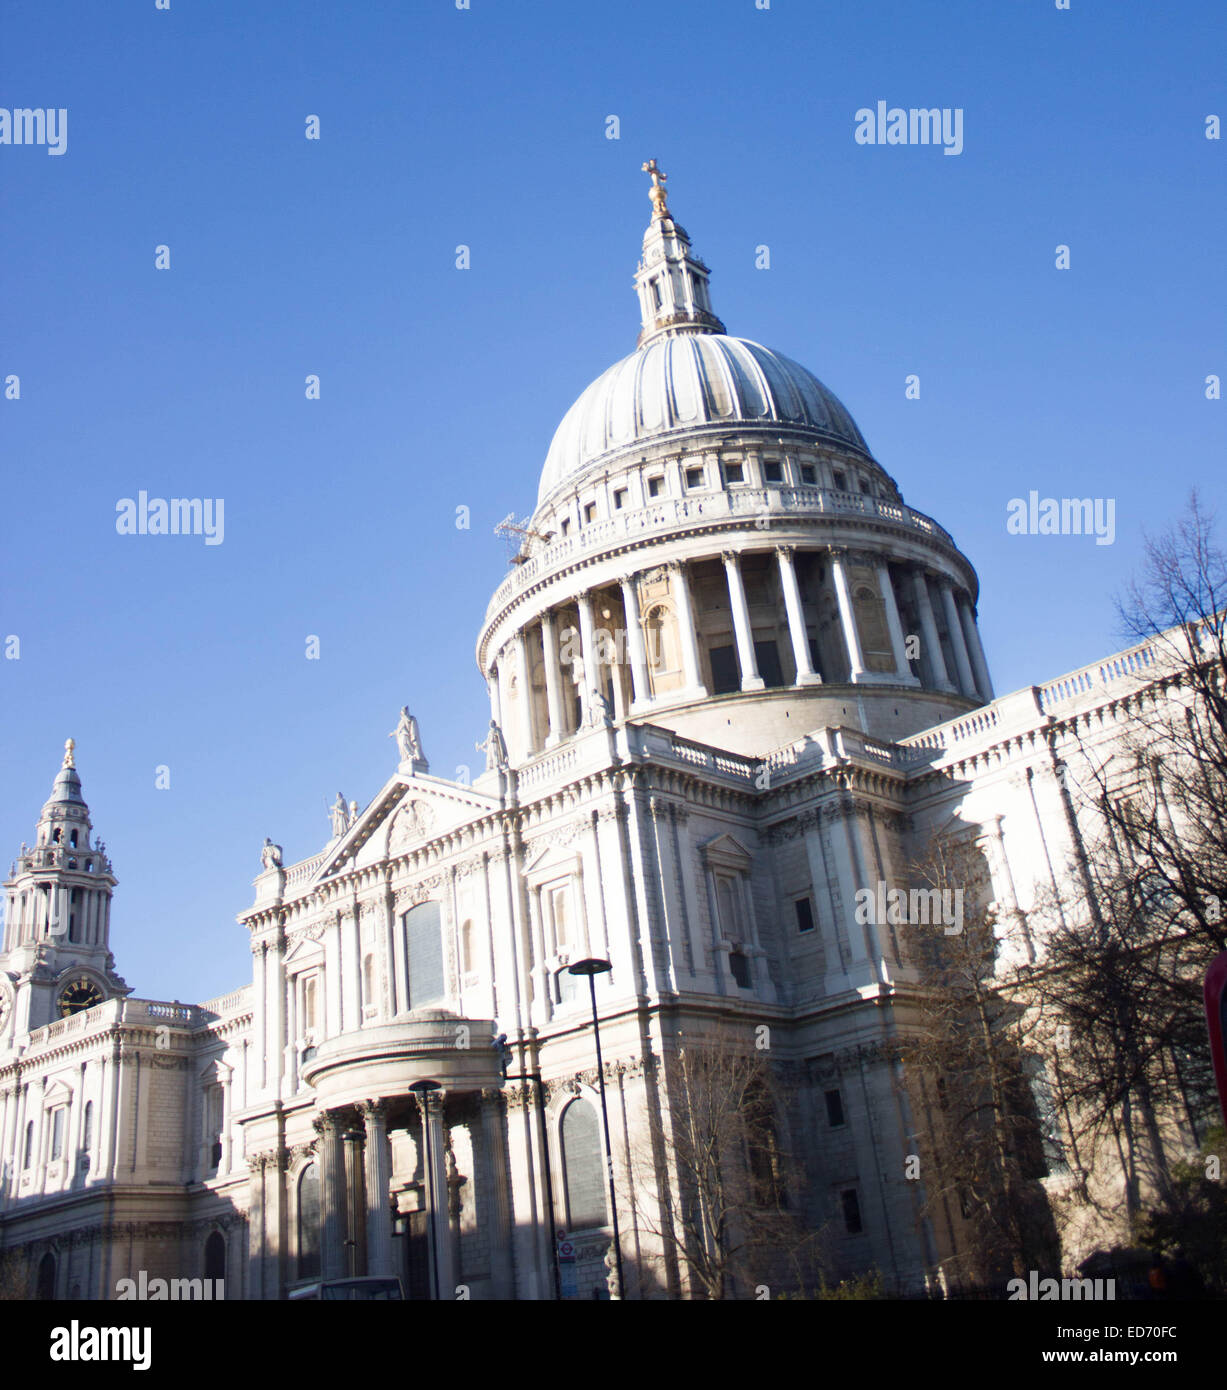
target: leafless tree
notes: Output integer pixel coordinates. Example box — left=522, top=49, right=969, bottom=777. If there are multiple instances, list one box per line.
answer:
left=633, top=1043, right=820, bottom=1298
left=896, top=833, right=1061, bottom=1290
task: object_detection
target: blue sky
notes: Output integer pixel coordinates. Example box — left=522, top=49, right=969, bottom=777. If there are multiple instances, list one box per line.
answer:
left=2, top=0, right=1223, bottom=1003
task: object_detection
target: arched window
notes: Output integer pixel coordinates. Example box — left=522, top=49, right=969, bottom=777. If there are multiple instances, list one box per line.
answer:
left=204, top=1231, right=226, bottom=1282
left=82, top=1101, right=93, bottom=1153
left=403, top=902, right=444, bottom=1010
left=69, top=830, right=78, bottom=849
left=49, top=1108, right=66, bottom=1161
left=560, top=1098, right=607, bottom=1231
left=204, top=1085, right=223, bottom=1170
left=35, top=1251, right=56, bottom=1300
left=297, top=1164, right=321, bottom=1279
left=23, top=1121, right=34, bottom=1169
left=299, top=972, right=318, bottom=1034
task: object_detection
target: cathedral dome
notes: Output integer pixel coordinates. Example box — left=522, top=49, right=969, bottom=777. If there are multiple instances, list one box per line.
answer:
left=537, top=334, right=870, bottom=505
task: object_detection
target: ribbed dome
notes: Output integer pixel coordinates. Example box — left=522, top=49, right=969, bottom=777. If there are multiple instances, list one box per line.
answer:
left=538, top=334, right=870, bottom=504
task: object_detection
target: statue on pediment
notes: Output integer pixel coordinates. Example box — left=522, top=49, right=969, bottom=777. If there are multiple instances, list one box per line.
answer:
left=391, top=707, right=428, bottom=771
left=477, top=720, right=509, bottom=773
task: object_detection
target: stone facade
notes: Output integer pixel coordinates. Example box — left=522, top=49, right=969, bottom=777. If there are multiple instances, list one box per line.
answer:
left=0, top=183, right=1197, bottom=1299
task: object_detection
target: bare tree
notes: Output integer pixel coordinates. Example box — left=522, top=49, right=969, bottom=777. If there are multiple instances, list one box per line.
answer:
left=1013, top=496, right=1226, bottom=1260
left=633, top=1043, right=819, bottom=1299
left=897, top=832, right=1061, bottom=1290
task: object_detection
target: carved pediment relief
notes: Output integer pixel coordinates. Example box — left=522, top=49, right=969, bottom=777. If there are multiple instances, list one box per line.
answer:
left=388, top=798, right=436, bottom=856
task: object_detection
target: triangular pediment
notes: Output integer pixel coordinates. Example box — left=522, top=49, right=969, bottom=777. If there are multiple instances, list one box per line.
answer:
left=314, top=772, right=500, bottom=881
left=283, top=936, right=325, bottom=968
left=699, top=832, right=753, bottom=870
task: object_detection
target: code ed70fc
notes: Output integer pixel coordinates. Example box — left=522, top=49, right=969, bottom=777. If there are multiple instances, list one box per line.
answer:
left=1058, top=1326, right=1177, bottom=1341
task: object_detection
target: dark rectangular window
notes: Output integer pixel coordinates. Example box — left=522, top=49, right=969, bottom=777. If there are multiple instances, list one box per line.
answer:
left=583, top=502, right=597, bottom=524
left=685, top=467, right=705, bottom=490
left=754, top=639, right=784, bottom=689
left=729, top=950, right=751, bottom=988
left=794, top=897, right=815, bottom=933
left=800, top=464, right=817, bottom=485
left=560, top=518, right=570, bottom=535
left=833, top=470, right=847, bottom=491
left=723, top=461, right=744, bottom=485
left=647, top=476, right=663, bottom=498
left=763, top=460, right=784, bottom=483
left=404, top=901, right=445, bottom=1009
left=613, top=488, right=628, bottom=510
left=708, top=645, right=739, bottom=695
left=841, top=1188, right=862, bottom=1234
left=824, top=1089, right=845, bottom=1126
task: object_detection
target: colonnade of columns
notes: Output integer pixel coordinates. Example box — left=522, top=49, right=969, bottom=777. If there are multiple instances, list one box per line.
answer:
left=484, top=546, right=993, bottom=759
left=312, top=1098, right=396, bottom=1282
left=3, top=883, right=112, bottom=951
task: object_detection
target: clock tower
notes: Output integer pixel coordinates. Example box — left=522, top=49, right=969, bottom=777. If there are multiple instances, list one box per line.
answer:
left=0, top=740, right=130, bottom=1039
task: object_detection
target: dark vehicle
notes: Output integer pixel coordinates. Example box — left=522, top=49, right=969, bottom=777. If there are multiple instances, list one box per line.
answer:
left=288, top=1276, right=405, bottom=1301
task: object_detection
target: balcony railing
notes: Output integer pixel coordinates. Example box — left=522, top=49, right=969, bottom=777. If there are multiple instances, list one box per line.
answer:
left=485, top=486, right=957, bottom=623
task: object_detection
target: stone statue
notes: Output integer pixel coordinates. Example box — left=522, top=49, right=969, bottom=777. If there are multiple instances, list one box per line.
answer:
left=260, top=837, right=283, bottom=871
left=588, top=687, right=611, bottom=726
left=329, top=793, right=349, bottom=838
left=348, top=799, right=360, bottom=829
left=641, top=158, right=669, bottom=219
left=604, top=1242, right=622, bottom=1300
left=476, top=719, right=509, bottom=773
left=390, top=706, right=426, bottom=767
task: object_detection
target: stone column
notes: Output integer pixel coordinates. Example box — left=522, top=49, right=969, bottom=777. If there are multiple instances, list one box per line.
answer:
left=667, top=560, right=707, bottom=697
left=361, top=1100, right=394, bottom=1277
left=576, top=591, right=599, bottom=725
left=495, top=650, right=516, bottom=758
left=486, top=668, right=500, bottom=726
left=829, top=548, right=866, bottom=682
left=540, top=612, right=565, bottom=745
left=267, top=937, right=285, bottom=1101
left=911, top=570, right=953, bottom=690
left=265, top=1150, right=287, bottom=1298
left=875, top=559, right=918, bottom=684
left=342, top=1123, right=367, bottom=1277
left=619, top=574, right=651, bottom=706
left=345, top=906, right=362, bottom=1032
left=959, top=597, right=994, bottom=701
left=247, top=1154, right=267, bottom=1297
left=514, top=631, right=536, bottom=757
left=419, top=1089, right=456, bottom=1299
left=251, top=942, right=268, bottom=1093
left=939, top=581, right=977, bottom=697
left=480, top=1089, right=516, bottom=1298
left=722, top=550, right=765, bottom=691
left=218, top=1070, right=233, bottom=1177
left=314, top=1112, right=347, bottom=1280
left=775, top=546, right=821, bottom=685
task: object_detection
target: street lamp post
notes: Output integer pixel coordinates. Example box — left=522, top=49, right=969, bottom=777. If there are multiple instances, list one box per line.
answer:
left=567, top=957, right=625, bottom=1299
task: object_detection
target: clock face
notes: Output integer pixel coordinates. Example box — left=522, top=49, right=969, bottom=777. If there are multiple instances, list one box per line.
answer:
left=58, top=978, right=104, bottom=1017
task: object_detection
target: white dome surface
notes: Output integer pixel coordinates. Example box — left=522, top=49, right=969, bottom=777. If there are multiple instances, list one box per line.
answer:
left=538, top=333, right=870, bottom=504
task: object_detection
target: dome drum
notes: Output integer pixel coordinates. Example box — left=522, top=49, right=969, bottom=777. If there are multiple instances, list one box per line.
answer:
left=477, top=177, right=993, bottom=762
